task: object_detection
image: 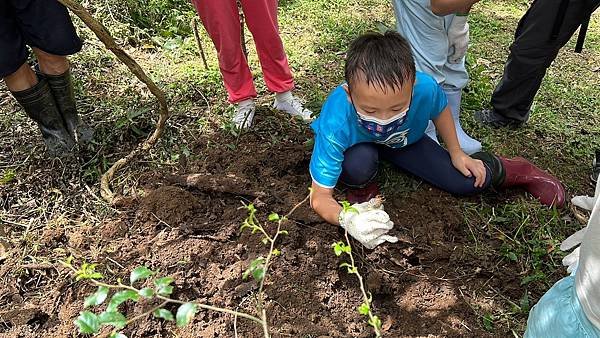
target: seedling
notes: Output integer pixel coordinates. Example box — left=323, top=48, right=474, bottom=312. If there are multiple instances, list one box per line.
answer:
left=63, top=259, right=263, bottom=338
left=240, top=193, right=310, bottom=337
left=332, top=201, right=383, bottom=337
left=66, top=193, right=309, bottom=338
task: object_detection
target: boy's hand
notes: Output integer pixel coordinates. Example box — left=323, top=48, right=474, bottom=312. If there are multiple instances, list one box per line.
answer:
left=450, top=150, right=486, bottom=187
left=339, top=198, right=399, bottom=249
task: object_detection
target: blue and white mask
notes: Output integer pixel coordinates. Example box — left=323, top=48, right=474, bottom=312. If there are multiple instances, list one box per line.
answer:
left=356, top=107, right=409, bottom=138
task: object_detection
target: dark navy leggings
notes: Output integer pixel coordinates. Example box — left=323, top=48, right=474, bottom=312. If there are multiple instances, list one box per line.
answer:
left=339, top=136, right=492, bottom=196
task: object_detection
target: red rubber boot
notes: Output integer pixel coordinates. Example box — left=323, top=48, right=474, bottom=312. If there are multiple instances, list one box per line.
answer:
left=346, top=182, right=380, bottom=204
left=499, top=157, right=566, bottom=207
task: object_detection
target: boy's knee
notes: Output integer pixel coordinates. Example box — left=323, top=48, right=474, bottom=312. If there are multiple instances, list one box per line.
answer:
left=341, top=144, right=379, bottom=187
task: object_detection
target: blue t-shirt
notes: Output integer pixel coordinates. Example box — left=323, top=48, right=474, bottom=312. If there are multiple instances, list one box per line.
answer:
left=309, top=71, right=448, bottom=188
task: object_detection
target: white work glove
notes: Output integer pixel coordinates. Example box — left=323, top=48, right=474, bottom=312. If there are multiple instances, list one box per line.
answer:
left=561, top=174, right=600, bottom=273
left=339, top=198, right=399, bottom=249
left=447, top=15, right=469, bottom=64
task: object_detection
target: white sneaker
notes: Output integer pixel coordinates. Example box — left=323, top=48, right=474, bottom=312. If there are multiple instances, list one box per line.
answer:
left=233, top=100, right=255, bottom=129
left=273, top=94, right=313, bottom=121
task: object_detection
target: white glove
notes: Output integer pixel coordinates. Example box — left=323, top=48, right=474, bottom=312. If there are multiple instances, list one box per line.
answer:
left=447, top=15, right=469, bottom=64
left=561, top=175, right=600, bottom=273
left=339, top=198, right=399, bottom=249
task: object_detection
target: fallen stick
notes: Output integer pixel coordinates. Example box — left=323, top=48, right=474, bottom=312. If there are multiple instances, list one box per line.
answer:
left=167, top=173, right=267, bottom=198
left=58, top=0, right=170, bottom=204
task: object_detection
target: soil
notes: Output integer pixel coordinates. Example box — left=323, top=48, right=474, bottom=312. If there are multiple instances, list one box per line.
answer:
left=0, top=113, right=526, bottom=337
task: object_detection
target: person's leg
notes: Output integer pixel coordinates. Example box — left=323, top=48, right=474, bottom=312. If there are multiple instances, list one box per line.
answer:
left=240, top=0, right=312, bottom=120
left=3, top=63, right=37, bottom=92
left=240, top=0, right=293, bottom=94
left=444, top=85, right=481, bottom=154
left=16, top=0, right=92, bottom=143
left=33, top=48, right=68, bottom=75
left=379, top=136, right=491, bottom=195
left=191, top=0, right=256, bottom=104
left=393, top=0, right=451, bottom=144
left=339, top=143, right=381, bottom=203
left=481, top=0, right=594, bottom=125
left=1, top=1, right=74, bottom=155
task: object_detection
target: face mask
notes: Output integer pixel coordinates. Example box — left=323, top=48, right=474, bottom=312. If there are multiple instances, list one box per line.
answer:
left=347, top=84, right=413, bottom=139
left=356, top=107, right=409, bottom=138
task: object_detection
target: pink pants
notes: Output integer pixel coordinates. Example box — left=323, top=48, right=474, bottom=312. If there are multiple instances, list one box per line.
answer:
left=191, top=0, right=295, bottom=103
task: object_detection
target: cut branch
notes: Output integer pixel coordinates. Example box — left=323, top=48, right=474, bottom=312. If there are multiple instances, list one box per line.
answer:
left=58, top=0, right=170, bottom=204
left=167, top=173, right=267, bottom=198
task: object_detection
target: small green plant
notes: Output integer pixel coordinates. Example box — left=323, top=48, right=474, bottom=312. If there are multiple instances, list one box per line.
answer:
left=332, top=201, right=383, bottom=337
left=0, top=169, right=16, bottom=185
left=66, top=194, right=310, bottom=338
left=240, top=193, right=310, bottom=337
left=62, top=258, right=263, bottom=338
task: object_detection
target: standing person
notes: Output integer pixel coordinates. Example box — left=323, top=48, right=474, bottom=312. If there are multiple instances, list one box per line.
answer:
left=392, top=0, right=482, bottom=154
left=524, top=178, right=600, bottom=337
left=309, top=32, right=566, bottom=249
left=191, top=0, right=313, bottom=129
left=1, top=0, right=93, bottom=157
left=474, top=0, right=600, bottom=127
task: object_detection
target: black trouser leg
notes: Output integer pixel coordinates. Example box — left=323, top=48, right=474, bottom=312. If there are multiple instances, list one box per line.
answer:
left=490, top=0, right=598, bottom=122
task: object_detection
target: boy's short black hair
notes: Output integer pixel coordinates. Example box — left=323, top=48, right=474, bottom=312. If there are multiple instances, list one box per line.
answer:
left=345, top=31, right=416, bottom=91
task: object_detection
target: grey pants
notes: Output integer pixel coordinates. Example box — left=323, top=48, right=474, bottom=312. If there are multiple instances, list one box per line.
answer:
left=491, top=0, right=599, bottom=121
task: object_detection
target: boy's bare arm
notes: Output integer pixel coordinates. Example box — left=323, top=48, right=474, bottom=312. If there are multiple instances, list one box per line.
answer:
left=310, top=181, right=342, bottom=225
left=430, top=0, right=481, bottom=16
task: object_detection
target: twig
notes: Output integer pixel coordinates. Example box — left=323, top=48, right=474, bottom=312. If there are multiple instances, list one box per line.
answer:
left=58, top=0, right=170, bottom=204
left=191, top=18, right=209, bottom=69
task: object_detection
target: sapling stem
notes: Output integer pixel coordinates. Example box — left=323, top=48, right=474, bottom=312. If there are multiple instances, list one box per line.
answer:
left=254, top=193, right=311, bottom=338
left=342, top=230, right=383, bottom=337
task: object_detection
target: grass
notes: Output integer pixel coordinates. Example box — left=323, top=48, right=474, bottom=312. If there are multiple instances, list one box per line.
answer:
left=0, top=0, right=599, bottom=335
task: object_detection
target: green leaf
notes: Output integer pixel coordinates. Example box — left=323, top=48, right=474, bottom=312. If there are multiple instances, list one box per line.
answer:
left=130, top=266, right=154, bottom=284
left=0, top=169, right=16, bottom=184
left=482, top=313, right=494, bottom=332
left=272, top=248, right=281, bottom=256
left=110, top=333, right=127, bottom=338
left=506, top=252, right=518, bottom=262
left=84, top=286, right=109, bottom=308
left=98, top=311, right=127, bottom=329
left=153, top=308, right=175, bottom=321
left=358, top=302, right=370, bottom=315
left=138, top=287, right=154, bottom=298
left=107, top=290, right=140, bottom=312
left=339, top=262, right=357, bottom=274
left=278, top=230, right=288, bottom=236
left=520, top=291, right=530, bottom=313
left=368, top=315, right=382, bottom=330
left=261, top=237, right=269, bottom=245
left=242, top=257, right=266, bottom=281
left=74, top=311, right=100, bottom=334
left=154, top=277, right=175, bottom=296
left=520, top=271, right=546, bottom=286
left=268, top=213, right=280, bottom=221
left=176, top=303, right=197, bottom=327
left=332, top=242, right=344, bottom=256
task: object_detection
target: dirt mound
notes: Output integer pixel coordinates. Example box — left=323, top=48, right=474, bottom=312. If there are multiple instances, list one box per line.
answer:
left=0, top=119, right=522, bottom=337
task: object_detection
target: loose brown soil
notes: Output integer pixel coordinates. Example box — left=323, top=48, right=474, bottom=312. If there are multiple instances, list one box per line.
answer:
left=0, top=113, right=531, bottom=337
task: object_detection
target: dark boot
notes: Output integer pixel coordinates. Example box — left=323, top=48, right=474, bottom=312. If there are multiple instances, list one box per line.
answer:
left=346, top=181, right=380, bottom=204
left=472, top=152, right=565, bottom=207
left=11, top=79, right=75, bottom=156
left=43, top=68, right=93, bottom=143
